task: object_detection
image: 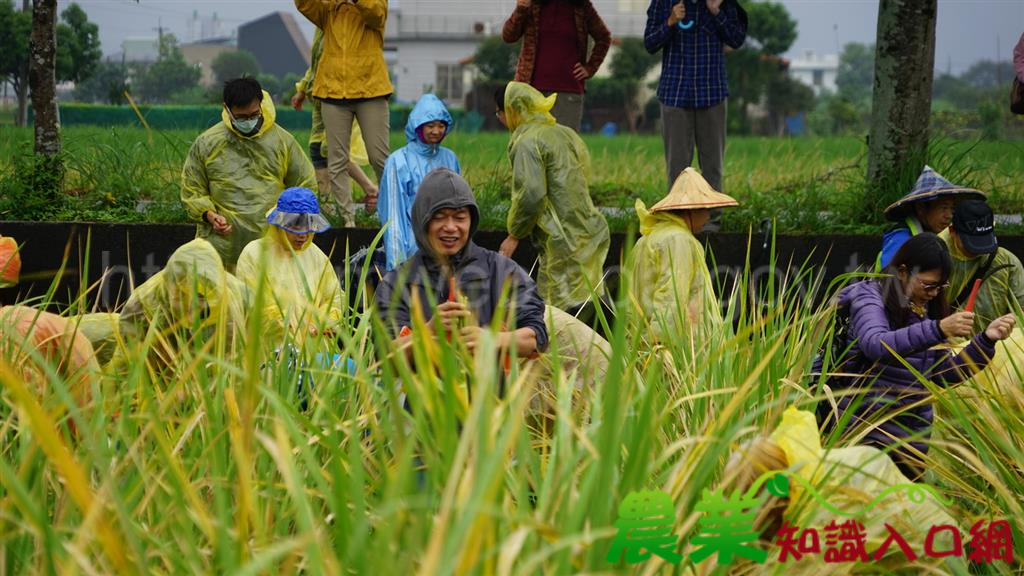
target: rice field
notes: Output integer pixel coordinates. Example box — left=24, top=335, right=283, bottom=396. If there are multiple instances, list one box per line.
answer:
left=1, top=242, right=1023, bottom=574
left=2, top=125, right=1023, bottom=234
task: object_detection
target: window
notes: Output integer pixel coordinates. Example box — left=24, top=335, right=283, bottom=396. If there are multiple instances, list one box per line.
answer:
left=812, top=69, right=824, bottom=87
left=436, top=63, right=464, bottom=102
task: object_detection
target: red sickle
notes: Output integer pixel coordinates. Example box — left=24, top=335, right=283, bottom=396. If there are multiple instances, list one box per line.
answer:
left=965, top=279, right=983, bottom=313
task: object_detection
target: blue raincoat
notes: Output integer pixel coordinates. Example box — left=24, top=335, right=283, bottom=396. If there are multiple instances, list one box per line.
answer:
left=377, top=94, right=461, bottom=271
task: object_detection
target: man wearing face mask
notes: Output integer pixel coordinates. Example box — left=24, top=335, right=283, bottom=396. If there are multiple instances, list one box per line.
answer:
left=181, top=77, right=316, bottom=269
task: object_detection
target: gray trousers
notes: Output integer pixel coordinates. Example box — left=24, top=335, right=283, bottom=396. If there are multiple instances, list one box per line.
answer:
left=321, top=97, right=390, bottom=227
left=661, top=101, right=727, bottom=228
left=544, top=91, right=584, bottom=132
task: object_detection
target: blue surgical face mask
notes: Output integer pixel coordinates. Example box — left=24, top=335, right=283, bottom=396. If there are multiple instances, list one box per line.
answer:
left=232, top=116, right=260, bottom=134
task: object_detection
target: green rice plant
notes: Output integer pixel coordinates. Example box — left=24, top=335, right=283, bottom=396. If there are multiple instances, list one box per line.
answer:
left=2, top=161, right=1024, bottom=573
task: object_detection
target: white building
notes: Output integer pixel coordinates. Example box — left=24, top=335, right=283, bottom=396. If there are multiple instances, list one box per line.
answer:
left=788, top=50, right=839, bottom=96
left=384, top=0, right=649, bottom=106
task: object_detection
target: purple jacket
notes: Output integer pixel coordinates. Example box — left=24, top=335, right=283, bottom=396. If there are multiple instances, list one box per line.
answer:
left=827, top=281, right=996, bottom=456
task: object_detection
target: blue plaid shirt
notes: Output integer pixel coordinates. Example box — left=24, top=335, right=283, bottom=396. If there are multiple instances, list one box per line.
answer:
left=644, top=0, right=746, bottom=109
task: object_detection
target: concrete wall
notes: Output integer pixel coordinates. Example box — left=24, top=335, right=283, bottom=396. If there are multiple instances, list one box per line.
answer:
left=6, top=222, right=997, bottom=315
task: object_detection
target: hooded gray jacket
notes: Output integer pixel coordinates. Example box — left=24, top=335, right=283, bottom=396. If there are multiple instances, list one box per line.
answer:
left=375, top=169, right=549, bottom=352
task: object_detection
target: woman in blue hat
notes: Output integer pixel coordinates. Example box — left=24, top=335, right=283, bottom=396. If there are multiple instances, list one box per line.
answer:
left=236, top=187, right=344, bottom=348
left=877, top=165, right=985, bottom=269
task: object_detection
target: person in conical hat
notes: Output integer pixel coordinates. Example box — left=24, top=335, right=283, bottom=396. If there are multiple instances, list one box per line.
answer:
left=628, top=167, right=738, bottom=341
left=877, top=165, right=985, bottom=269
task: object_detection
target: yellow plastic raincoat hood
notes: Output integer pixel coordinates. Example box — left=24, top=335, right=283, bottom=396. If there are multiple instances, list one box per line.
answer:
left=118, top=239, right=250, bottom=368
left=181, top=92, right=316, bottom=267
left=504, top=81, right=610, bottom=309
left=504, top=81, right=557, bottom=134
left=235, top=228, right=344, bottom=347
left=629, top=199, right=721, bottom=339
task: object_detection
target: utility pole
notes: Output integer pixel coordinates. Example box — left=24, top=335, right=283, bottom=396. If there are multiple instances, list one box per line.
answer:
left=154, top=18, right=165, bottom=57
left=996, top=35, right=1002, bottom=86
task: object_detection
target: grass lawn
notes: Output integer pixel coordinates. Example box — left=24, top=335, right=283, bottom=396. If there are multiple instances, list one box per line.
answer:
left=1, top=124, right=1022, bottom=234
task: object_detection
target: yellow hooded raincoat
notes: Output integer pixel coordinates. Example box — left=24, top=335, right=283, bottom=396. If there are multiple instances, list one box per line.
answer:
left=118, top=239, right=250, bottom=370
left=629, top=199, right=721, bottom=339
left=236, top=228, right=344, bottom=347
left=180, top=92, right=316, bottom=267
left=504, top=82, right=610, bottom=309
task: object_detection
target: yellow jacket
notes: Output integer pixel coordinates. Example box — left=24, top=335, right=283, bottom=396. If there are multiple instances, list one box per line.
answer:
left=629, top=199, right=721, bottom=340
left=180, top=92, right=316, bottom=267
left=236, top=228, right=344, bottom=348
left=295, top=0, right=393, bottom=100
left=295, top=27, right=369, bottom=163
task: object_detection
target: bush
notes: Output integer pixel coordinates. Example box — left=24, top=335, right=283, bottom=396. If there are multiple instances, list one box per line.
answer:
left=0, top=147, right=66, bottom=220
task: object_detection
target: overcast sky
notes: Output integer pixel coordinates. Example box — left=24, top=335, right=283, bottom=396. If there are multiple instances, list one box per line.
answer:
left=55, top=0, right=1024, bottom=75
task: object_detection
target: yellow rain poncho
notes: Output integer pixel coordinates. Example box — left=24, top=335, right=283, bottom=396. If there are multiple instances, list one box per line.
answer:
left=741, top=407, right=967, bottom=574
left=629, top=201, right=720, bottom=340
left=236, top=228, right=344, bottom=347
left=74, top=312, right=121, bottom=366
left=296, top=27, right=369, bottom=165
left=118, top=239, right=250, bottom=370
left=505, top=81, right=609, bottom=309
left=180, top=92, right=316, bottom=267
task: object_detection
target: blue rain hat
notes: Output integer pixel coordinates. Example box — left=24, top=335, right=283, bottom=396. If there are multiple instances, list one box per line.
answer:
left=267, top=187, right=331, bottom=234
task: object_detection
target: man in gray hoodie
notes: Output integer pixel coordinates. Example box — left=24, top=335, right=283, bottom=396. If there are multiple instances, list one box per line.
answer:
left=375, top=168, right=549, bottom=359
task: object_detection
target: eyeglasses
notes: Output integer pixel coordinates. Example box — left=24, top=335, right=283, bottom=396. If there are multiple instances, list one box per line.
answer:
left=917, top=278, right=950, bottom=292
left=226, top=106, right=261, bottom=121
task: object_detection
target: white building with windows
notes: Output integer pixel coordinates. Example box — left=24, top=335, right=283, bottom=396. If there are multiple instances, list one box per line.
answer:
left=788, top=50, right=839, bottom=96
left=384, top=0, right=649, bottom=106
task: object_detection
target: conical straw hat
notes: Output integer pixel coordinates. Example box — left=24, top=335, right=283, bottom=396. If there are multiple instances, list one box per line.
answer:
left=650, top=167, right=739, bottom=212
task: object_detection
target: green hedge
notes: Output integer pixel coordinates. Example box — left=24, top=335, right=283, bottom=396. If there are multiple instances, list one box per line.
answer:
left=40, top=103, right=484, bottom=133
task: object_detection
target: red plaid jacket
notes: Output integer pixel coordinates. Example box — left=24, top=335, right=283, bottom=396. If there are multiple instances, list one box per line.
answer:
left=502, top=0, right=612, bottom=85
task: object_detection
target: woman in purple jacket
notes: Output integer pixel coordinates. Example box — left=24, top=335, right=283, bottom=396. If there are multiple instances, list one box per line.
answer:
left=818, top=233, right=1016, bottom=480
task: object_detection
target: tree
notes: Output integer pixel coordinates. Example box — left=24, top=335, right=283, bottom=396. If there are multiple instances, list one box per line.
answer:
left=133, top=34, right=201, bottom=104
left=865, top=0, right=938, bottom=221
left=55, top=2, right=101, bottom=84
left=256, top=73, right=282, bottom=99
left=72, top=60, right=129, bottom=104
left=0, top=1, right=32, bottom=125
left=765, top=74, right=815, bottom=135
left=210, top=49, right=260, bottom=84
left=472, top=35, right=519, bottom=82
left=960, top=60, right=1015, bottom=89
left=608, top=37, right=658, bottom=132
left=30, top=0, right=59, bottom=158
left=744, top=1, right=797, bottom=56
left=724, top=1, right=800, bottom=134
left=835, top=42, right=874, bottom=104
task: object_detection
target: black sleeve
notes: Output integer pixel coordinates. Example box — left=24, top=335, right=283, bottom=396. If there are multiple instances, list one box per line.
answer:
left=503, top=256, right=549, bottom=353
left=374, top=271, right=411, bottom=338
